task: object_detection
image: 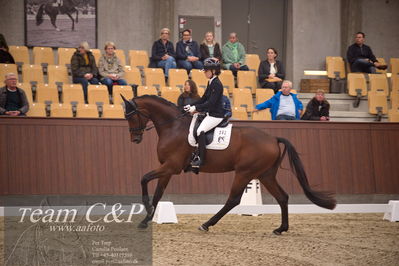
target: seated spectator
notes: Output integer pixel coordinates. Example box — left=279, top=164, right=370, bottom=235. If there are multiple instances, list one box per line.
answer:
left=176, top=29, right=203, bottom=73
left=98, top=41, right=127, bottom=94
left=150, top=28, right=177, bottom=78
left=347, top=32, right=387, bottom=73
left=71, top=41, right=99, bottom=103
left=222, top=95, right=232, bottom=118
left=200, top=32, right=222, bottom=63
left=258, top=48, right=285, bottom=93
left=301, top=89, right=330, bottom=121
left=253, top=80, right=303, bottom=120
left=0, top=73, right=29, bottom=116
left=222, top=32, right=249, bottom=75
left=0, top=33, right=15, bottom=64
left=177, top=79, right=201, bottom=113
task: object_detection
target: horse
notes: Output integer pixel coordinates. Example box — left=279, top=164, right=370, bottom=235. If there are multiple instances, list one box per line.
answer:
left=35, top=0, right=84, bottom=31
left=121, top=95, right=336, bottom=235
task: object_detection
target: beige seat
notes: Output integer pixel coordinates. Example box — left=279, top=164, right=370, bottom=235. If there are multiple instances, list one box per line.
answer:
left=124, top=66, right=142, bottom=85
left=326, top=56, right=346, bottom=79
left=88, top=88, right=110, bottom=105
left=89, top=49, right=101, bottom=64
left=376, top=57, right=387, bottom=74
left=347, top=73, right=367, bottom=97
left=58, top=47, right=75, bottom=66
left=232, top=106, right=248, bottom=120
left=255, top=88, right=274, bottom=104
left=18, top=83, right=33, bottom=104
left=48, top=65, right=70, bottom=86
left=388, top=108, right=399, bottom=122
left=190, top=69, right=208, bottom=89
left=369, top=74, right=389, bottom=96
left=168, top=69, right=188, bottom=89
left=27, top=103, right=46, bottom=117
left=368, top=91, right=388, bottom=115
left=237, top=70, right=257, bottom=94
left=114, top=49, right=126, bottom=66
left=137, top=86, right=158, bottom=97
left=102, top=104, right=124, bottom=118
left=33, top=46, right=54, bottom=66
left=51, top=103, right=73, bottom=117
left=0, top=64, right=18, bottom=81
left=144, top=68, right=166, bottom=89
left=391, top=75, right=399, bottom=93
left=35, top=83, right=59, bottom=103
left=390, top=58, right=399, bottom=76
left=246, top=54, right=260, bottom=73
left=129, top=50, right=150, bottom=69
left=160, top=87, right=180, bottom=104
left=76, top=104, right=99, bottom=118
left=22, top=64, right=44, bottom=84
left=113, top=85, right=133, bottom=105
left=9, top=45, right=30, bottom=65
left=252, top=109, right=271, bottom=121
left=63, top=87, right=85, bottom=104
left=233, top=88, right=254, bottom=111
left=219, top=70, right=235, bottom=93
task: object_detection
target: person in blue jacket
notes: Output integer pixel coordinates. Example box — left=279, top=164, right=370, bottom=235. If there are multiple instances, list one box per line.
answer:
left=253, top=80, right=303, bottom=120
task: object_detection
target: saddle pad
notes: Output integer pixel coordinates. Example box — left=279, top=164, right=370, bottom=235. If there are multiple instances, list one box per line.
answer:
left=188, top=124, right=233, bottom=150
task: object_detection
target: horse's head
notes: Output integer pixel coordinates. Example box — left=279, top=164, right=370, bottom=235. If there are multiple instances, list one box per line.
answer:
left=121, top=95, right=150, bottom=144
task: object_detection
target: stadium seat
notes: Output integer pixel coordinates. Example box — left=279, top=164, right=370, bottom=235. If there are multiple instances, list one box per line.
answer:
left=26, top=103, right=46, bottom=117
left=369, top=74, right=389, bottom=96
left=51, top=103, right=73, bottom=117
left=190, top=69, right=208, bottom=89
left=17, top=83, right=33, bottom=104
left=88, top=88, right=110, bottom=105
left=57, top=47, right=75, bottom=67
left=388, top=108, right=399, bottom=122
left=233, top=88, right=254, bottom=111
left=76, top=104, right=99, bottom=118
left=392, top=75, right=399, bottom=92
left=89, top=49, right=101, bottom=64
left=376, top=57, right=387, bottom=74
left=129, top=50, right=150, bottom=69
left=102, top=104, right=124, bottom=118
left=63, top=83, right=83, bottom=91
left=47, top=65, right=70, bottom=87
left=168, top=69, right=188, bottom=89
left=115, top=49, right=126, bottom=66
left=144, top=68, right=166, bottom=89
left=35, top=83, right=59, bottom=103
left=237, top=70, right=257, bottom=94
left=246, top=54, right=261, bottom=73
left=9, top=45, right=30, bottom=65
left=368, top=91, right=388, bottom=121
left=390, top=92, right=399, bottom=110
left=255, top=88, right=274, bottom=104
left=232, top=106, right=248, bottom=120
left=112, top=85, right=133, bottom=105
left=326, top=56, right=346, bottom=79
left=219, top=70, right=235, bottom=93
left=390, top=58, right=399, bottom=76
left=33, top=46, right=54, bottom=66
left=0, top=64, right=18, bottom=81
left=124, top=66, right=142, bottom=85
left=160, top=87, right=180, bottom=104
left=137, top=86, right=158, bottom=97
left=62, top=86, right=85, bottom=104
left=347, top=73, right=367, bottom=96
left=252, top=109, right=271, bottom=121
left=22, top=64, right=44, bottom=84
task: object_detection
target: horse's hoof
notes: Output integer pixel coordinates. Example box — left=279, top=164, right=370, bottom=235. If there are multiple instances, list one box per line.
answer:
left=272, top=229, right=282, bottom=235
left=56, top=28, right=61, bottom=32
left=198, top=224, right=208, bottom=232
left=137, top=222, right=148, bottom=229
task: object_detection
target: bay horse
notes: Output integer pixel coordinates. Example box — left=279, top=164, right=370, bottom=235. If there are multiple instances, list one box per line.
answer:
left=122, top=95, right=336, bottom=234
left=36, top=0, right=84, bottom=31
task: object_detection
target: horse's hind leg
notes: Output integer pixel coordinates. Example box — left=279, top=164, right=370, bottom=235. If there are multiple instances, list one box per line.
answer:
left=50, top=15, right=61, bottom=31
left=199, top=172, right=250, bottom=231
left=66, top=12, right=75, bottom=31
left=259, top=166, right=289, bottom=235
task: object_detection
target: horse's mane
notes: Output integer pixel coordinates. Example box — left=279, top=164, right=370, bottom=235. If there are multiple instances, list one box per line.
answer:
left=134, top=95, right=179, bottom=110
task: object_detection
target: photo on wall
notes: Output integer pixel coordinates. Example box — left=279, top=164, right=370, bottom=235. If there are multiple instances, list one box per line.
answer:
left=25, top=0, right=97, bottom=48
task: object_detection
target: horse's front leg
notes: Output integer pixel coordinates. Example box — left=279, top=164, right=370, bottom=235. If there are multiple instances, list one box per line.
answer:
left=75, top=9, right=78, bottom=23
left=50, top=15, right=61, bottom=31
left=66, top=12, right=75, bottom=31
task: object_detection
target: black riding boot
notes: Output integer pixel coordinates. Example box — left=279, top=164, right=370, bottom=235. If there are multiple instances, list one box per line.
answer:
left=192, top=132, right=206, bottom=168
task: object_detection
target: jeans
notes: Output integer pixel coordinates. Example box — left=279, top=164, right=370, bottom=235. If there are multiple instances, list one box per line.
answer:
left=262, top=81, right=282, bottom=94
left=177, top=60, right=203, bottom=73
left=229, top=64, right=249, bottom=76
left=73, top=77, right=99, bottom=103
left=101, top=77, right=127, bottom=94
left=157, top=56, right=176, bottom=77
left=351, top=59, right=376, bottom=73
left=276, top=114, right=296, bottom=120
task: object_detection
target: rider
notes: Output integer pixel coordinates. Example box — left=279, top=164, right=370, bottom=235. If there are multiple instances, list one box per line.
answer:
left=184, top=58, right=225, bottom=168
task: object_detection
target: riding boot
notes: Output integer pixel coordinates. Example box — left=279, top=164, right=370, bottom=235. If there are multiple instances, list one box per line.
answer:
left=192, top=132, right=206, bottom=168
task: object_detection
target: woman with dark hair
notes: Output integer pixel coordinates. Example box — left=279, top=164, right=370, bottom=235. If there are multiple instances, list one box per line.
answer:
left=0, top=33, right=15, bottom=64
left=301, top=89, right=330, bottom=121
left=258, top=48, right=285, bottom=93
left=177, top=79, right=201, bottom=113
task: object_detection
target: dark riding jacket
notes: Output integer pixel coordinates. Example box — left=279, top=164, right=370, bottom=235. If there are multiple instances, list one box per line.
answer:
left=193, top=77, right=224, bottom=118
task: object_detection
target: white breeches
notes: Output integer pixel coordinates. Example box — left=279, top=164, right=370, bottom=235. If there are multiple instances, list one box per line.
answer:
left=189, top=113, right=223, bottom=143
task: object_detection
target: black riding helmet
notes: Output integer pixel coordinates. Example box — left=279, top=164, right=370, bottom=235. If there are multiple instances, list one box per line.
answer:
left=203, top=58, right=220, bottom=70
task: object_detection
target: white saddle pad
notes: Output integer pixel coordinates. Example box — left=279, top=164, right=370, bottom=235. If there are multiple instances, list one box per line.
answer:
left=188, top=124, right=233, bottom=150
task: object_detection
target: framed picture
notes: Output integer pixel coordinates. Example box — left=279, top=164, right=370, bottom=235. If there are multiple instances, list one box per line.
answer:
left=25, top=0, right=97, bottom=48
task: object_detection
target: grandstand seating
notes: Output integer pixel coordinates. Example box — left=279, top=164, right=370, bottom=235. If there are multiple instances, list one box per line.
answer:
left=22, top=64, right=44, bottom=84
left=27, top=103, right=46, bottom=117
left=392, top=75, right=399, bottom=92
left=129, top=50, right=150, bottom=69
left=144, top=68, right=166, bottom=88
left=160, top=87, right=180, bottom=104
left=246, top=54, right=261, bottom=73
left=33, top=47, right=54, bottom=66
left=255, top=88, right=274, bottom=104
left=376, top=57, right=387, bottom=74
left=112, top=85, right=134, bottom=104
left=0, top=64, right=18, bottom=80
left=388, top=108, right=399, bottom=122
left=124, top=66, right=142, bottom=85
left=17, top=83, right=33, bottom=104
left=102, top=104, right=124, bottom=118
left=237, top=70, right=257, bottom=94
left=89, top=49, right=101, bottom=63
left=219, top=70, right=235, bottom=93
left=47, top=65, right=70, bottom=87
left=252, top=109, right=271, bottom=121
left=51, top=103, right=73, bottom=117
left=115, top=49, right=126, bottom=66
left=232, top=106, right=248, bottom=120
left=87, top=85, right=110, bottom=105
left=35, top=84, right=59, bottom=103
left=347, top=73, right=367, bottom=97
left=369, top=74, right=389, bottom=96
left=137, top=86, right=158, bottom=97
left=9, top=45, right=30, bottom=65
left=390, top=92, right=399, bottom=110
left=233, top=88, right=254, bottom=111
left=168, top=69, right=188, bottom=89
left=76, top=104, right=99, bottom=118
left=57, top=47, right=75, bottom=66
left=390, top=58, right=399, bottom=76
left=190, top=69, right=208, bottom=88
left=368, top=91, right=388, bottom=119
left=63, top=86, right=85, bottom=105
left=326, top=56, right=346, bottom=79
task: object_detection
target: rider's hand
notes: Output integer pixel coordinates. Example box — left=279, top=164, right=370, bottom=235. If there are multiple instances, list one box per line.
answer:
left=184, top=105, right=196, bottom=113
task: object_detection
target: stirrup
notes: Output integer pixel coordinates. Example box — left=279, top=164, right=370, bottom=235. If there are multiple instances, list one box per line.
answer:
left=191, top=155, right=201, bottom=168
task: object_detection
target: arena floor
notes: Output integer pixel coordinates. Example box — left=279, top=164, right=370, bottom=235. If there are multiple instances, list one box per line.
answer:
left=1, top=213, right=398, bottom=265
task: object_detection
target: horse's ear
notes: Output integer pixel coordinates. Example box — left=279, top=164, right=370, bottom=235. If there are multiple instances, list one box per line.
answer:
left=121, top=94, right=136, bottom=109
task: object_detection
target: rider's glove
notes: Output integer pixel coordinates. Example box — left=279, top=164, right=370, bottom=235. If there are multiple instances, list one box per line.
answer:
left=184, top=105, right=196, bottom=113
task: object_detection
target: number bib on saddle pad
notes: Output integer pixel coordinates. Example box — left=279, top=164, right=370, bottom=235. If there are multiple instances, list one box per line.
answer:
left=188, top=114, right=233, bottom=150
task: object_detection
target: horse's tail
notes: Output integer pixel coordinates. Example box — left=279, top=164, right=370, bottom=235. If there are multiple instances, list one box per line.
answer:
left=277, top=137, right=336, bottom=210
left=36, top=4, right=45, bottom=26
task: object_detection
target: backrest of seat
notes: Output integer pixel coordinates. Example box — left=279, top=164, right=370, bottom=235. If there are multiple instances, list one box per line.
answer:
left=113, top=85, right=133, bottom=105
left=33, top=46, right=54, bottom=65
left=376, top=57, right=387, bottom=74
left=22, top=64, right=44, bottom=84
left=63, top=87, right=85, bottom=104
left=0, top=64, right=18, bottom=81
left=190, top=69, right=208, bottom=89
left=144, top=68, right=166, bottom=88
left=35, top=83, right=59, bottom=103
left=232, top=106, right=248, bottom=120
left=48, top=65, right=70, bottom=85
left=390, top=58, right=399, bottom=76
left=9, top=45, right=30, bottom=65
left=326, top=56, right=346, bottom=79
left=168, top=69, right=188, bottom=89
left=219, top=70, right=235, bottom=93
left=27, top=103, right=46, bottom=117
left=51, top=103, right=73, bottom=117
left=114, top=49, right=126, bottom=66
left=89, top=49, right=101, bottom=64
left=246, top=54, right=261, bottom=73
left=160, top=87, right=180, bottom=104
left=76, top=104, right=99, bottom=118
left=237, top=70, right=257, bottom=94
left=63, top=83, right=83, bottom=92
left=233, top=88, right=254, bottom=111
left=137, top=86, right=158, bottom=97
left=124, top=66, right=142, bottom=85
left=58, top=47, right=75, bottom=66
left=252, top=109, right=271, bottom=120
left=88, top=89, right=110, bottom=105
left=129, top=50, right=149, bottom=69
left=368, top=91, right=388, bottom=114
left=18, top=83, right=33, bottom=104
left=102, top=104, right=124, bottom=118
left=390, top=92, right=399, bottom=110
left=388, top=109, right=399, bottom=122
left=369, top=74, right=389, bottom=96
left=347, top=73, right=367, bottom=96
left=255, top=88, right=274, bottom=104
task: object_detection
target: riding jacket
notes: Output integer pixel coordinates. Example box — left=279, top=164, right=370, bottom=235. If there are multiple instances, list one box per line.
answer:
left=193, top=76, right=224, bottom=118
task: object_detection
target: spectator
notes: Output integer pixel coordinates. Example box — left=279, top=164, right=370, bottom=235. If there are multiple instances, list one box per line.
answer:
left=200, top=32, right=222, bottom=63
left=258, top=48, right=285, bottom=93
left=177, top=79, right=201, bottom=113
left=0, top=33, right=15, bottom=64
left=176, top=29, right=203, bottom=73
left=0, top=73, right=29, bottom=116
left=301, top=89, right=330, bottom=121
left=253, top=80, right=303, bottom=120
left=222, top=95, right=232, bottom=118
left=71, top=41, right=99, bottom=103
left=222, top=32, right=249, bottom=75
left=150, top=28, right=177, bottom=78
left=347, top=32, right=387, bottom=73
left=98, top=41, right=127, bottom=94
